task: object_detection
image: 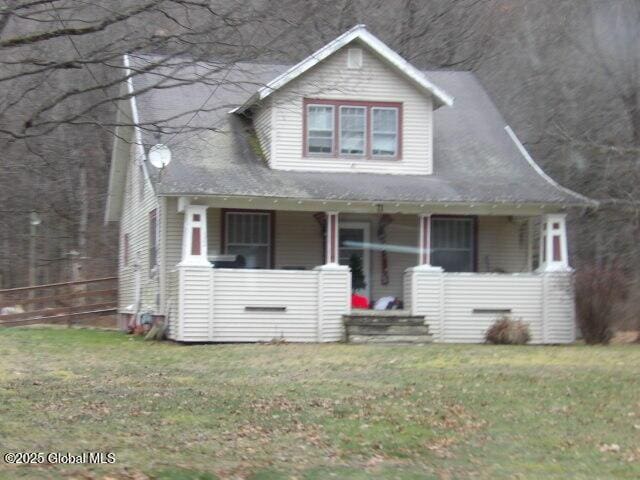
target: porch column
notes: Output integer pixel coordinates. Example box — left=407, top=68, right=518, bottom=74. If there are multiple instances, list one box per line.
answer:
left=538, top=213, right=570, bottom=272
left=179, top=205, right=209, bottom=266
left=418, top=213, right=433, bottom=266
left=325, top=212, right=339, bottom=265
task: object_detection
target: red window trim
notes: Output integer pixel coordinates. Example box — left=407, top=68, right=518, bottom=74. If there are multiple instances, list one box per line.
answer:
left=303, top=98, right=403, bottom=160
left=220, top=209, right=276, bottom=268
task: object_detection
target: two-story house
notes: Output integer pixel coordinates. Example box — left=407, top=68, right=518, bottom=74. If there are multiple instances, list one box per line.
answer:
left=105, top=25, right=594, bottom=343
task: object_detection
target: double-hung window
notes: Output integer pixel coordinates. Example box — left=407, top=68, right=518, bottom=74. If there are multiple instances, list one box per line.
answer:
left=431, top=217, right=475, bottom=272
left=339, top=106, right=366, bottom=155
left=304, top=99, right=401, bottom=158
left=307, top=105, right=334, bottom=154
left=371, top=107, right=399, bottom=157
left=225, top=211, right=272, bottom=269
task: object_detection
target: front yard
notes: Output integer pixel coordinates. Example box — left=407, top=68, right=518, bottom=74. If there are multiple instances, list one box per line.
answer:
left=0, top=328, right=639, bottom=479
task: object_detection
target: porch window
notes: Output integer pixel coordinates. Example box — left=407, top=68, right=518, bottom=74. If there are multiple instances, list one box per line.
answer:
left=371, top=107, right=398, bottom=156
left=339, top=106, right=366, bottom=155
left=307, top=105, right=334, bottom=154
left=431, top=217, right=475, bottom=272
left=224, top=212, right=271, bottom=269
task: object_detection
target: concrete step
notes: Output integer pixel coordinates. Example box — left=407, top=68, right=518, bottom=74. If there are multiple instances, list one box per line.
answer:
left=343, top=310, right=432, bottom=344
left=347, top=334, right=433, bottom=344
left=343, top=311, right=426, bottom=327
left=346, top=324, right=430, bottom=336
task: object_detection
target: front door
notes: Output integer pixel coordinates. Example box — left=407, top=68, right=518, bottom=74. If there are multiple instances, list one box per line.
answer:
left=339, top=222, right=371, bottom=298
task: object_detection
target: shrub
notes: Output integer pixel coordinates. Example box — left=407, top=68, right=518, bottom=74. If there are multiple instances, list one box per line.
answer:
left=574, top=265, right=627, bottom=344
left=485, top=316, right=531, bottom=345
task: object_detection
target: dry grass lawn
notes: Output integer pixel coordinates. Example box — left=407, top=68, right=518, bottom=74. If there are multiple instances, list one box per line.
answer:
left=0, top=327, right=639, bottom=479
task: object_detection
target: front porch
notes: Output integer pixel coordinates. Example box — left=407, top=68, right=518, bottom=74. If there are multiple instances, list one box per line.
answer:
left=163, top=197, right=575, bottom=343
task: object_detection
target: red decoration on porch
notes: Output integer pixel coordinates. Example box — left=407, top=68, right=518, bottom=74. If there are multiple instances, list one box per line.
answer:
left=351, top=293, right=369, bottom=309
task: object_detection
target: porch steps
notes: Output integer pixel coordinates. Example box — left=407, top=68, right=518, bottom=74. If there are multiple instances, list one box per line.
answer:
left=343, top=310, right=432, bottom=344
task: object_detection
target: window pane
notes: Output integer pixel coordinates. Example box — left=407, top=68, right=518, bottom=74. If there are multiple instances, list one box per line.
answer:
left=431, top=218, right=474, bottom=272
left=372, top=108, right=398, bottom=156
left=308, top=106, right=333, bottom=154
left=226, top=213, right=271, bottom=269
left=432, top=250, right=472, bottom=272
left=340, top=107, right=365, bottom=155
left=308, top=137, right=332, bottom=153
left=373, top=108, right=397, bottom=132
left=227, top=245, right=268, bottom=269
left=308, top=106, right=332, bottom=130
left=372, top=133, right=396, bottom=155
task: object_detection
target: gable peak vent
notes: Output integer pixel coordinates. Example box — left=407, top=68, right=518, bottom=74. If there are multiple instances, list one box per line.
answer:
left=347, top=47, right=363, bottom=69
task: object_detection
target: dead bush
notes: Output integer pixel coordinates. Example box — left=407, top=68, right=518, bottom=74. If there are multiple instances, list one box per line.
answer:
left=485, top=316, right=531, bottom=345
left=574, top=265, right=627, bottom=344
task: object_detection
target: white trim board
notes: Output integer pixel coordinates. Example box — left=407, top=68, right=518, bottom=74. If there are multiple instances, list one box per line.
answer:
left=234, top=25, right=454, bottom=114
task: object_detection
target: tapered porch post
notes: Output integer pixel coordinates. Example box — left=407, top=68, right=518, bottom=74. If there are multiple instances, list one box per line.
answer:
left=538, top=213, right=570, bottom=272
left=179, top=205, right=209, bottom=266
left=325, top=212, right=339, bottom=265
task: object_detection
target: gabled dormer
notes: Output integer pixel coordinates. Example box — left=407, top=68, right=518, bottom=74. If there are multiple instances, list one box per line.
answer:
left=237, top=25, right=453, bottom=175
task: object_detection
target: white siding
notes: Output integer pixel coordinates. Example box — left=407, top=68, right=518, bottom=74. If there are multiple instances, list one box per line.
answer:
left=543, top=272, right=576, bottom=343
left=164, top=198, right=183, bottom=271
left=253, top=98, right=272, bottom=164
left=412, top=270, right=445, bottom=341
left=317, top=266, right=352, bottom=341
left=118, top=143, right=160, bottom=314
left=442, top=274, right=544, bottom=343
left=207, top=208, right=222, bottom=256
left=166, top=269, right=180, bottom=340
left=179, top=266, right=213, bottom=342
left=268, top=43, right=434, bottom=175
left=174, top=266, right=350, bottom=343
left=405, top=270, right=576, bottom=344
left=212, top=269, right=319, bottom=342
left=477, top=216, right=530, bottom=273
left=275, top=211, right=323, bottom=269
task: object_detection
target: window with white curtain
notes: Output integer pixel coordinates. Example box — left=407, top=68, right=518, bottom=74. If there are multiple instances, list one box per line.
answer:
left=307, top=105, right=334, bottom=154
left=371, top=107, right=398, bottom=156
left=339, top=106, right=366, bottom=155
left=431, top=217, right=475, bottom=272
left=225, top=212, right=271, bottom=269
left=305, top=100, right=401, bottom=159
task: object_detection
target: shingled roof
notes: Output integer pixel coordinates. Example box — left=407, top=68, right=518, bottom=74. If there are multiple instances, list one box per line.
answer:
left=125, top=53, right=593, bottom=208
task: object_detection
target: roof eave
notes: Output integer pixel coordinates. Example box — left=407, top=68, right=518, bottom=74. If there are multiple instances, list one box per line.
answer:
left=235, top=25, right=453, bottom=115
left=504, top=125, right=598, bottom=208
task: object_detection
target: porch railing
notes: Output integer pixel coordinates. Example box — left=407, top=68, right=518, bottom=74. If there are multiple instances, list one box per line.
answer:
left=404, top=269, right=575, bottom=344
left=171, top=265, right=350, bottom=342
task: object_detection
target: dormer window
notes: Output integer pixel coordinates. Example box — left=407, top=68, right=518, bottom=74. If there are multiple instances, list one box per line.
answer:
left=372, top=107, right=398, bottom=156
left=303, top=99, right=402, bottom=159
left=339, top=106, right=366, bottom=155
left=307, top=105, right=334, bottom=154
